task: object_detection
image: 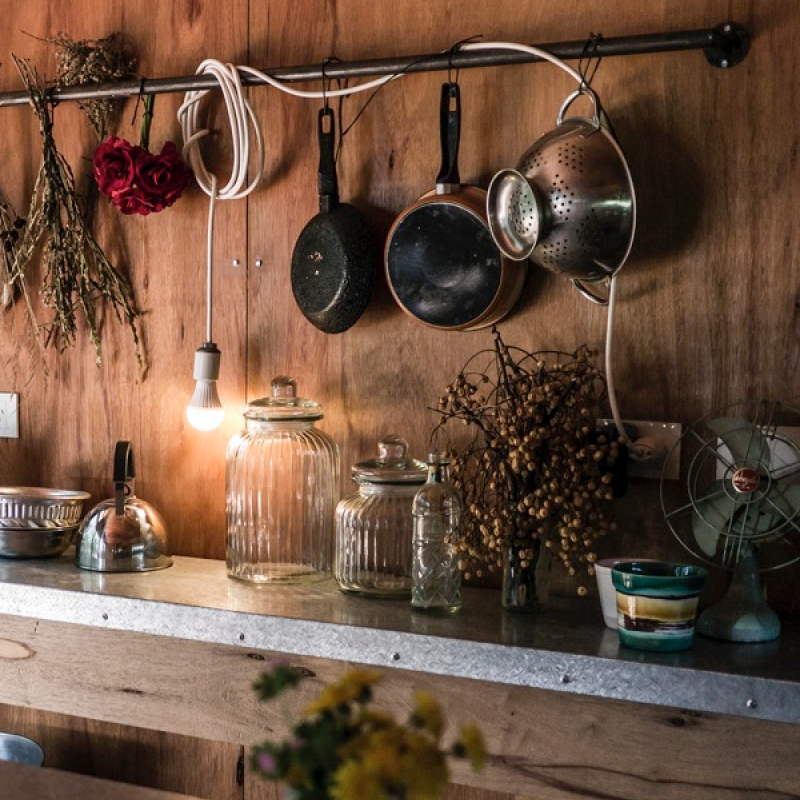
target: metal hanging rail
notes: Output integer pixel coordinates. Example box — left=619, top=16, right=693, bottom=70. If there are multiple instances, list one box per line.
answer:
left=0, top=22, right=749, bottom=108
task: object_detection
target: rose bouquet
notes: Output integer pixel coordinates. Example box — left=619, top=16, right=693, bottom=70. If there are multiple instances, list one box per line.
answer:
left=93, top=95, right=192, bottom=215
left=252, top=664, right=486, bottom=800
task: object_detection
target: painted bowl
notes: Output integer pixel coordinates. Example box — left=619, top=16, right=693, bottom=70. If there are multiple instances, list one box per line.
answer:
left=611, top=561, right=707, bottom=652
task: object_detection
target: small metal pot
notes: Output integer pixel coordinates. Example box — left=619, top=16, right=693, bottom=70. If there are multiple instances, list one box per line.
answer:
left=75, top=441, right=172, bottom=573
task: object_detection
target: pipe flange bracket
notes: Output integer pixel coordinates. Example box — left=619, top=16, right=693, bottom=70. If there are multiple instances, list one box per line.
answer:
left=704, top=22, right=750, bottom=69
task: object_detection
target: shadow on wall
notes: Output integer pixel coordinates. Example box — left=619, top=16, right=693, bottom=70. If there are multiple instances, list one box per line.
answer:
left=609, top=94, right=705, bottom=298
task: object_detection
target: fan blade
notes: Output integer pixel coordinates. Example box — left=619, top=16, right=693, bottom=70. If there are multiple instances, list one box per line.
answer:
left=764, top=482, right=800, bottom=531
left=693, top=479, right=739, bottom=557
left=708, top=417, right=771, bottom=473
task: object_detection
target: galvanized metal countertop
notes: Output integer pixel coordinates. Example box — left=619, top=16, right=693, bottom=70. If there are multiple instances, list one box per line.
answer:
left=0, top=553, right=797, bottom=725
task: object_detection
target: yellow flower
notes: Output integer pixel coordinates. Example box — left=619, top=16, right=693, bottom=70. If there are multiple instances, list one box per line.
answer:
left=332, top=760, right=388, bottom=800
left=412, top=691, right=443, bottom=739
left=454, top=723, right=487, bottom=770
left=359, top=728, right=404, bottom=782
left=399, top=731, right=449, bottom=800
left=305, top=668, right=382, bottom=715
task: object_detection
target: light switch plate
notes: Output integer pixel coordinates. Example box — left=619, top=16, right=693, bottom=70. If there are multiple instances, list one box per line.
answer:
left=0, top=392, right=19, bottom=438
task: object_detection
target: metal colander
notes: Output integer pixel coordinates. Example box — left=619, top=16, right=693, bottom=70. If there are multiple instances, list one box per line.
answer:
left=487, top=88, right=636, bottom=299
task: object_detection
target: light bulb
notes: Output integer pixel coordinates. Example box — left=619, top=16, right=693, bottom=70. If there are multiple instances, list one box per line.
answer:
left=186, top=343, right=224, bottom=432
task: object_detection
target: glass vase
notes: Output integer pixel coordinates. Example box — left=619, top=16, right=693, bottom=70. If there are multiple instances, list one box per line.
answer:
left=502, top=539, right=550, bottom=611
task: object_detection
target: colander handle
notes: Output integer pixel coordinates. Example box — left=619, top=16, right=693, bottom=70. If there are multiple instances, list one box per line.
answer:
left=572, top=278, right=609, bottom=305
left=557, top=86, right=601, bottom=128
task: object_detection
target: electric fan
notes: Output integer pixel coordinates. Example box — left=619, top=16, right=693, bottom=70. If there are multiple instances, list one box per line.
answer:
left=660, top=401, right=800, bottom=642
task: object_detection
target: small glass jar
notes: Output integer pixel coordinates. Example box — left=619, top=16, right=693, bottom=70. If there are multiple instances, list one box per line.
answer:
left=335, top=435, right=427, bottom=597
left=226, top=376, right=340, bottom=583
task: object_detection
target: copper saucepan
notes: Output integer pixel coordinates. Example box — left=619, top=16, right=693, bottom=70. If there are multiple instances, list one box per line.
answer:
left=385, top=82, right=527, bottom=330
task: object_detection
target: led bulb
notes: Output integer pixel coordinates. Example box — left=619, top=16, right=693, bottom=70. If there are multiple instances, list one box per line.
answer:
left=186, top=343, right=224, bottom=432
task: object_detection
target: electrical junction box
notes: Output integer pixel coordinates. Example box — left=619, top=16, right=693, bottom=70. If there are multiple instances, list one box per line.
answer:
left=597, top=419, right=682, bottom=481
left=0, top=393, right=19, bottom=438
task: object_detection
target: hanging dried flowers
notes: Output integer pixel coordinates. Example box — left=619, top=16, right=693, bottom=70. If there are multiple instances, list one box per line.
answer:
left=48, top=31, right=136, bottom=141
left=93, top=94, right=193, bottom=216
left=431, top=328, right=618, bottom=595
left=10, top=55, right=142, bottom=369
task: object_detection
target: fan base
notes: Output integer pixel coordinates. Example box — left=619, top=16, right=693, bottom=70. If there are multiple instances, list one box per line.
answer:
left=696, top=599, right=781, bottom=643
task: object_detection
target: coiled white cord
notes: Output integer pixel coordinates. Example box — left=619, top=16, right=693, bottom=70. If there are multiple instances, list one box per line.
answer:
left=177, top=60, right=401, bottom=343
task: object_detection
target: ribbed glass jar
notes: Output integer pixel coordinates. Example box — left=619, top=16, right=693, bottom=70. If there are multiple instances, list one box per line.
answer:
left=226, top=377, right=340, bottom=583
left=335, top=436, right=426, bottom=597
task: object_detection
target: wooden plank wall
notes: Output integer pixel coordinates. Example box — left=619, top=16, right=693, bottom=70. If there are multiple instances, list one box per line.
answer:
left=0, top=2, right=799, bottom=613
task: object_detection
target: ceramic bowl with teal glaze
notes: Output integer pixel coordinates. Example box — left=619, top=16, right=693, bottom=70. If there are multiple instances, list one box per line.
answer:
left=611, top=561, right=707, bottom=652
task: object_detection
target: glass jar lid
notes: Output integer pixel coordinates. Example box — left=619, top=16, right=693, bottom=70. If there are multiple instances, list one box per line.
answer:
left=352, top=435, right=427, bottom=484
left=245, top=376, right=324, bottom=421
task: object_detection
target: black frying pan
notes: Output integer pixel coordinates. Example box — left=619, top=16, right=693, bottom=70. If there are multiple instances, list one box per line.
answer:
left=291, top=107, right=377, bottom=334
left=384, top=83, right=526, bottom=330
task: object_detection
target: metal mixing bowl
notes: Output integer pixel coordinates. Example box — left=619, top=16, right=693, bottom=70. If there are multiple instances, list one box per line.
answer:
left=0, top=487, right=90, bottom=558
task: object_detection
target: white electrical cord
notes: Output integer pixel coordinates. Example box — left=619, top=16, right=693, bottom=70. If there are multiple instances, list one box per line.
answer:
left=605, top=275, right=648, bottom=459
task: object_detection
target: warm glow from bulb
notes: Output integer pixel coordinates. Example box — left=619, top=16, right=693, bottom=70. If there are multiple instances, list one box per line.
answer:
left=186, top=378, right=224, bottom=431
left=186, top=403, right=225, bottom=431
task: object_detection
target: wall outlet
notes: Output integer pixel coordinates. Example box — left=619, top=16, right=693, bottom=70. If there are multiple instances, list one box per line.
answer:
left=597, top=419, right=682, bottom=480
left=0, top=392, right=19, bottom=438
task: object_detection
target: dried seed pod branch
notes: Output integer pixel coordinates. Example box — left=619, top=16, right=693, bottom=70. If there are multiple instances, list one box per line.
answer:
left=11, top=55, right=142, bottom=371
left=432, top=328, right=617, bottom=594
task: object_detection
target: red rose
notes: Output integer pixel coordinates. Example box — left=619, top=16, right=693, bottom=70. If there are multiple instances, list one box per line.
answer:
left=112, top=187, right=162, bottom=216
left=134, top=142, right=192, bottom=208
left=93, top=135, right=140, bottom=196
left=93, top=136, right=193, bottom=216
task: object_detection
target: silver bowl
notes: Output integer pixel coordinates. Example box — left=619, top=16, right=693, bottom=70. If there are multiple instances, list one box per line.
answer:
left=0, top=487, right=90, bottom=558
left=0, top=523, right=78, bottom=558
left=0, top=732, right=44, bottom=765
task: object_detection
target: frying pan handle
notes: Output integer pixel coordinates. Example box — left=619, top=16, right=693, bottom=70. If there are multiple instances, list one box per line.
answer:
left=572, top=278, right=610, bottom=305
left=317, top=107, right=339, bottom=213
left=435, top=82, right=461, bottom=192
left=113, top=441, right=135, bottom=516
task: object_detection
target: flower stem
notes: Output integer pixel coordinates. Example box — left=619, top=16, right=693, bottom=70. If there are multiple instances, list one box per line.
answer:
left=139, top=93, right=154, bottom=152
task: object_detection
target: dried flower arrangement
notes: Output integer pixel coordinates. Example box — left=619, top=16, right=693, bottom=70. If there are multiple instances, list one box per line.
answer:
left=431, top=328, right=618, bottom=596
left=10, top=54, right=142, bottom=369
left=252, top=663, right=486, bottom=800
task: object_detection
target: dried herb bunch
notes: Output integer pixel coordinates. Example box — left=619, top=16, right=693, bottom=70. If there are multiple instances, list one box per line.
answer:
left=0, top=189, right=25, bottom=308
left=432, top=329, right=618, bottom=595
left=49, top=32, right=136, bottom=140
left=11, top=55, right=142, bottom=369
left=0, top=185, right=47, bottom=374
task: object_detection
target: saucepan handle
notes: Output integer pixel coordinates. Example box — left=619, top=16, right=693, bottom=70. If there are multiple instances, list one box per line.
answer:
left=435, top=82, right=461, bottom=192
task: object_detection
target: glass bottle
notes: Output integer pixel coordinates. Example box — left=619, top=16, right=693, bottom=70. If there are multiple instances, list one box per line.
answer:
left=226, top=376, right=340, bottom=583
left=411, top=453, right=463, bottom=613
left=335, top=435, right=427, bottom=597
